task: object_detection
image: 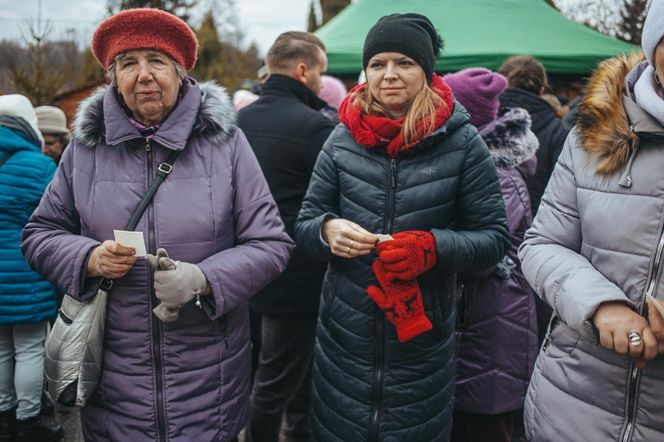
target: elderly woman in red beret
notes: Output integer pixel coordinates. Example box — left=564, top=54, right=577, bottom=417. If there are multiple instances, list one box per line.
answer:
left=21, top=8, right=293, bottom=441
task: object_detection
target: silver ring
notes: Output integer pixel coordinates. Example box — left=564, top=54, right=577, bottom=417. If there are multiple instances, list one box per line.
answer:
left=628, top=330, right=642, bottom=347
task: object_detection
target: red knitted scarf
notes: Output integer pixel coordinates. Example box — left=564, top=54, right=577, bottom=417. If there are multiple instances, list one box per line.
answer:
left=339, top=74, right=455, bottom=157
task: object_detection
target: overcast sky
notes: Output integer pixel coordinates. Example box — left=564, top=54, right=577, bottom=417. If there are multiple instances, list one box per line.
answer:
left=0, top=0, right=312, bottom=55
left=0, top=0, right=624, bottom=56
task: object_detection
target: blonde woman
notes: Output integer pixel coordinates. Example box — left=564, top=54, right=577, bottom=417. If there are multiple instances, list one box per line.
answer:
left=295, top=13, right=509, bottom=441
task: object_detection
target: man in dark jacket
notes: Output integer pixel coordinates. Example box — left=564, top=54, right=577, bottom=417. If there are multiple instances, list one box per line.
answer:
left=498, top=55, right=571, bottom=216
left=238, top=31, right=335, bottom=442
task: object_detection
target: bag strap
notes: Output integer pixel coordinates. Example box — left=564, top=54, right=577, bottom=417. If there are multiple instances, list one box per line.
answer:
left=0, top=152, right=14, bottom=170
left=124, top=149, right=180, bottom=231
left=98, top=148, right=180, bottom=292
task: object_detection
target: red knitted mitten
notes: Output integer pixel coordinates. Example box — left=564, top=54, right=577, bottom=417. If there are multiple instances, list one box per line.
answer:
left=376, top=230, right=437, bottom=281
left=367, top=260, right=433, bottom=343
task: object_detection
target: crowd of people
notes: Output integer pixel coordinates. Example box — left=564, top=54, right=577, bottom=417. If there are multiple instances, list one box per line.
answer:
left=2, top=2, right=664, bottom=441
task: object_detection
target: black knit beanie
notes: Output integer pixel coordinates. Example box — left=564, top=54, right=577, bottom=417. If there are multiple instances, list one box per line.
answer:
left=362, top=13, right=443, bottom=83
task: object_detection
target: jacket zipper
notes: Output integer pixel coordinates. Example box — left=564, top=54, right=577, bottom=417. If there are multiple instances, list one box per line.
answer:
left=620, top=219, right=664, bottom=442
left=369, top=158, right=397, bottom=442
left=146, top=139, right=167, bottom=442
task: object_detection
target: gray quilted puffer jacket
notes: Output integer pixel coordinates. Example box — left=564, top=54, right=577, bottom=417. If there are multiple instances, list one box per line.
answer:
left=519, top=53, right=664, bottom=442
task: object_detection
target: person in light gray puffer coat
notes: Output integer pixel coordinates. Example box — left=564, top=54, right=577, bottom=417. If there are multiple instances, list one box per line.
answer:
left=519, top=3, right=664, bottom=439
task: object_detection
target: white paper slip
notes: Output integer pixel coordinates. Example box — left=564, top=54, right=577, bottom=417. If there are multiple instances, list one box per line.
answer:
left=646, top=293, right=664, bottom=319
left=113, top=230, right=147, bottom=257
left=376, top=234, right=394, bottom=243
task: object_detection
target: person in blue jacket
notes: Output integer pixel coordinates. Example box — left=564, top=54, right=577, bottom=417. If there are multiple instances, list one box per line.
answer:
left=0, top=94, right=63, bottom=442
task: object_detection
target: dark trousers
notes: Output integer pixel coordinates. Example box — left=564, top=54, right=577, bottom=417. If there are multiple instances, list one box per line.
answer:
left=247, top=314, right=317, bottom=442
left=451, top=410, right=513, bottom=442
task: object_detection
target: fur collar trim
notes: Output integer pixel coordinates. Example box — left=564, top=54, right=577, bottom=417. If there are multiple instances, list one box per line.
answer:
left=73, top=80, right=236, bottom=147
left=577, top=52, right=644, bottom=174
left=480, top=107, right=539, bottom=169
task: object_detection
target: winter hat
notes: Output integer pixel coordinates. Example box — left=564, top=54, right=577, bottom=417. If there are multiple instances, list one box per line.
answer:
left=443, top=68, right=507, bottom=129
left=319, top=75, right=347, bottom=109
left=0, top=94, right=44, bottom=146
left=362, top=13, right=443, bottom=83
left=35, top=106, right=69, bottom=135
left=92, top=8, right=198, bottom=70
left=642, top=0, right=664, bottom=64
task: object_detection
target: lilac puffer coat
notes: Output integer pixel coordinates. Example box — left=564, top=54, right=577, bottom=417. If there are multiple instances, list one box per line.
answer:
left=455, top=108, right=539, bottom=415
left=22, top=78, right=294, bottom=441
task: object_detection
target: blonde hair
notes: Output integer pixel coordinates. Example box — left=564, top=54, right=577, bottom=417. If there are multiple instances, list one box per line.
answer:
left=353, top=82, right=444, bottom=145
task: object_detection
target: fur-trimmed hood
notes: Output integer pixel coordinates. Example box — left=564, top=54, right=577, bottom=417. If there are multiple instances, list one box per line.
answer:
left=577, top=52, right=647, bottom=174
left=73, top=78, right=236, bottom=147
left=479, top=107, right=539, bottom=171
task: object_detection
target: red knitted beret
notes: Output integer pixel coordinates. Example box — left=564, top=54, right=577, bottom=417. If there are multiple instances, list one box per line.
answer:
left=92, top=8, right=198, bottom=70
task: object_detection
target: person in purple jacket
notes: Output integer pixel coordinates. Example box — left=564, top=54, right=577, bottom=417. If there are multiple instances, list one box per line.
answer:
left=444, top=68, right=539, bottom=442
left=20, top=8, right=294, bottom=442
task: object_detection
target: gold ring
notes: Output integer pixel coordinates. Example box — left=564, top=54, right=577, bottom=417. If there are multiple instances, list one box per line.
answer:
left=347, top=245, right=352, bottom=254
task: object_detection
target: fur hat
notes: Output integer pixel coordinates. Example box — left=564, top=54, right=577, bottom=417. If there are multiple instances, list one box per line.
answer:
left=362, top=13, right=443, bottom=83
left=92, top=8, right=198, bottom=70
left=443, top=68, right=507, bottom=129
left=36, top=106, right=69, bottom=135
left=0, top=94, right=44, bottom=146
left=319, top=75, right=347, bottom=109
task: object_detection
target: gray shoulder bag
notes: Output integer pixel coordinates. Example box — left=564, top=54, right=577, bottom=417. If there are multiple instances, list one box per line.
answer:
left=44, top=148, right=180, bottom=407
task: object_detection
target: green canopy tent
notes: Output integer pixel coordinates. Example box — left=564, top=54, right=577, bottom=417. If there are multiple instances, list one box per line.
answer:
left=315, top=0, right=639, bottom=76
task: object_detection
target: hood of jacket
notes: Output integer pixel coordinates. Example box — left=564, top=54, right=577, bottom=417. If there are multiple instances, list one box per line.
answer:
left=499, top=87, right=558, bottom=134
left=0, top=119, right=42, bottom=155
left=576, top=52, right=651, bottom=174
left=0, top=115, right=42, bottom=153
left=73, top=77, right=236, bottom=149
left=479, top=107, right=539, bottom=173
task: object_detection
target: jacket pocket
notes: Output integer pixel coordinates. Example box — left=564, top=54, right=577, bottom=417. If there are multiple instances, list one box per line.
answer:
left=455, top=283, right=468, bottom=333
left=321, top=271, right=339, bottom=328
left=541, top=315, right=559, bottom=353
left=429, top=276, right=460, bottom=340
left=429, top=289, right=444, bottom=339
left=542, top=316, right=580, bottom=359
left=219, top=315, right=229, bottom=350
